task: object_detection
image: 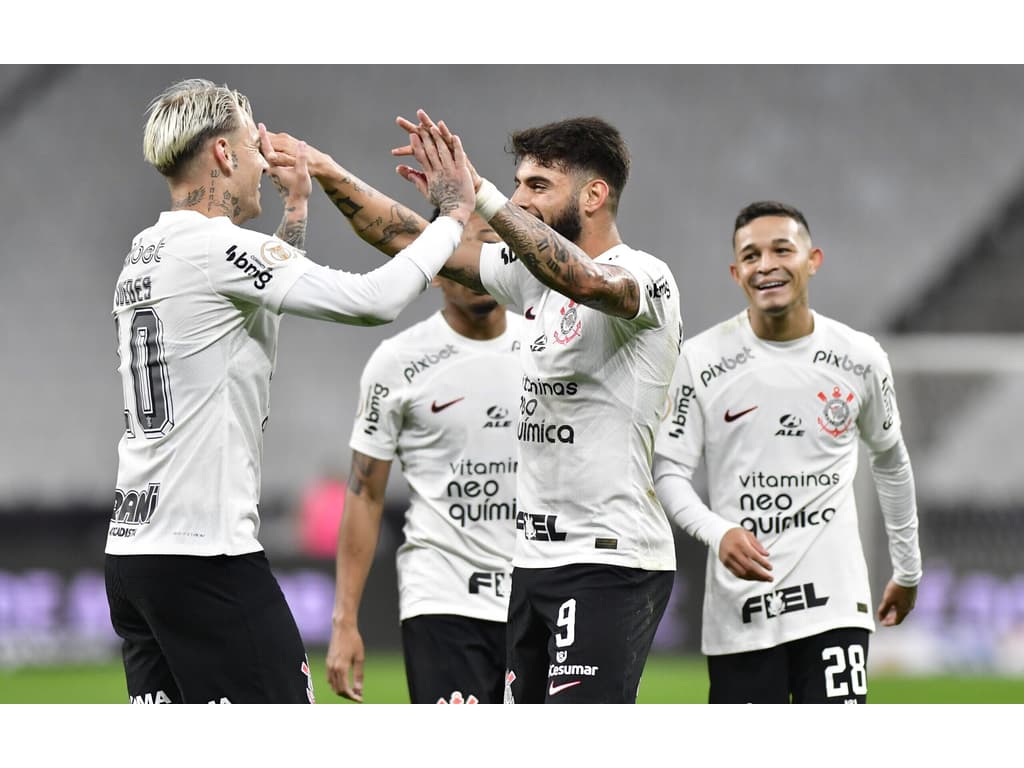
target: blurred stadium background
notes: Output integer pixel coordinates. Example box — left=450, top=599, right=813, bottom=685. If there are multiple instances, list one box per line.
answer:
left=1, top=64, right=1023, bottom=702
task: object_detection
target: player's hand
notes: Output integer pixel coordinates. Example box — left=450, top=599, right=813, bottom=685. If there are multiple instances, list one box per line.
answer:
left=261, top=127, right=333, bottom=179
left=258, top=123, right=312, bottom=203
left=396, top=119, right=474, bottom=225
left=718, top=527, right=773, bottom=582
left=877, top=580, right=917, bottom=626
left=394, top=109, right=482, bottom=191
left=325, top=622, right=366, bottom=702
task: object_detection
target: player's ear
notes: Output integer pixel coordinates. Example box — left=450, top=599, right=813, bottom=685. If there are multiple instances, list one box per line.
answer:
left=213, top=136, right=234, bottom=175
left=808, top=247, right=823, bottom=275
left=581, top=178, right=609, bottom=214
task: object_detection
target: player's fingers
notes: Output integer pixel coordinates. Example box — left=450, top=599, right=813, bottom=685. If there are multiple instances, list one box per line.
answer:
left=417, top=108, right=439, bottom=131
left=416, top=126, right=443, bottom=169
left=437, top=120, right=456, bottom=147
left=396, top=115, right=419, bottom=134
left=258, top=123, right=278, bottom=162
left=391, top=144, right=414, bottom=157
left=396, top=165, right=428, bottom=195
left=294, top=140, right=308, bottom=174
left=352, top=658, right=365, bottom=702
left=430, top=126, right=455, bottom=169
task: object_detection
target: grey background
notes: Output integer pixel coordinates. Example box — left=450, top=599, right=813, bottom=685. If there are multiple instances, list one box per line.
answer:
left=3, top=63, right=1023, bottom=506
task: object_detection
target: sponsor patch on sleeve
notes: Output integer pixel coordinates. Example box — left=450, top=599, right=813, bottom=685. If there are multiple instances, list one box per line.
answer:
left=260, top=240, right=301, bottom=266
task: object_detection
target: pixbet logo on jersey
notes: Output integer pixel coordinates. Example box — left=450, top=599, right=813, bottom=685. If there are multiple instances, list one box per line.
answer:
left=699, top=346, right=755, bottom=387
left=741, top=582, right=829, bottom=623
left=812, top=349, right=873, bottom=379
left=403, top=344, right=458, bottom=382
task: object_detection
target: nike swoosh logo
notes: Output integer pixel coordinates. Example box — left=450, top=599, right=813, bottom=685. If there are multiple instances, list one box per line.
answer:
left=548, top=680, right=582, bottom=696
left=724, top=406, right=758, bottom=422
left=525, top=306, right=536, bottom=320
left=431, top=397, right=465, bottom=413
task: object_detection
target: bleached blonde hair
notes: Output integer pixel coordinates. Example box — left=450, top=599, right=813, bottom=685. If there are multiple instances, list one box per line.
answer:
left=142, top=78, right=253, bottom=178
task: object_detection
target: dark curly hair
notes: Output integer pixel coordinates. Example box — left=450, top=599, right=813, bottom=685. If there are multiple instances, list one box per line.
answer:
left=508, top=116, right=630, bottom=212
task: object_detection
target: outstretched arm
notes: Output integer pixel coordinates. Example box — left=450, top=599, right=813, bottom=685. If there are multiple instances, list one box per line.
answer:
left=395, top=111, right=639, bottom=317
left=326, top=451, right=391, bottom=702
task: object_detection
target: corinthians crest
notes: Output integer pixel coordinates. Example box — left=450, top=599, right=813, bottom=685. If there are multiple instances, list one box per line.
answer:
left=817, top=386, right=855, bottom=437
left=553, top=299, right=583, bottom=345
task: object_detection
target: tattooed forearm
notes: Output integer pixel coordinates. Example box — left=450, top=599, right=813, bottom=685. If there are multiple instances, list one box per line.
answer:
left=325, top=187, right=363, bottom=220
left=428, top=177, right=464, bottom=218
left=171, top=186, right=205, bottom=210
left=439, top=263, right=486, bottom=293
left=276, top=210, right=307, bottom=249
left=491, top=204, right=640, bottom=318
left=372, top=205, right=423, bottom=249
left=348, top=452, right=382, bottom=498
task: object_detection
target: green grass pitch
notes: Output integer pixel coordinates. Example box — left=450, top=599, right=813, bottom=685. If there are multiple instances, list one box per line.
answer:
left=1, top=653, right=1022, bottom=703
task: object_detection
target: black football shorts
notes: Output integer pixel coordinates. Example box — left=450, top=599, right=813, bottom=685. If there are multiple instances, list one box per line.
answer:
left=105, top=551, right=314, bottom=703
left=504, top=563, right=673, bottom=703
left=707, top=626, right=871, bottom=703
left=401, top=613, right=506, bottom=703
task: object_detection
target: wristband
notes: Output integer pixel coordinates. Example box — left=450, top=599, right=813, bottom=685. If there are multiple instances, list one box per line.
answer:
left=475, top=178, right=508, bottom=221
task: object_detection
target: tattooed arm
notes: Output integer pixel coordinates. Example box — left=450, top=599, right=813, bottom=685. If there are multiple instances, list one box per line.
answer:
left=259, top=124, right=310, bottom=249
left=488, top=202, right=639, bottom=318
left=266, top=129, right=427, bottom=258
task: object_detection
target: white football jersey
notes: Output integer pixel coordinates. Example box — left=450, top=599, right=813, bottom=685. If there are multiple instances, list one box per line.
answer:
left=480, top=242, right=681, bottom=571
left=656, top=309, right=903, bottom=654
left=108, top=211, right=312, bottom=555
left=349, top=310, right=524, bottom=622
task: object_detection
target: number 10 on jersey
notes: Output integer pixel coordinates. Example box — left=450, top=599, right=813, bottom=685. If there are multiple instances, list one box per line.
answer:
left=116, top=308, right=174, bottom=439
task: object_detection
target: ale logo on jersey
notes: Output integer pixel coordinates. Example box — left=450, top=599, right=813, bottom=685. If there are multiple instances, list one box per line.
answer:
left=484, top=405, right=512, bottom=428
left=553, top=300, right=582, bottom=345
left=775, top=414, right=805, bottom=437
left=817, top=386, right=855, bottom=438
left=261, top=240, right=299, bottom=264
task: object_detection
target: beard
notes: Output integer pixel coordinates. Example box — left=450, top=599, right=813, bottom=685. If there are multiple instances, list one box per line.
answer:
left=545, top=198, right=583, bottom=244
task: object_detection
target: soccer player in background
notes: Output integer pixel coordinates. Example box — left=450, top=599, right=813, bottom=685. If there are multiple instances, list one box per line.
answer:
left=327, top=210, right=523, bottom=704
left=654, top=201, right=922, bottom=703
left=395, top=112, right=683, bottom=704
left=105, top=79, right=475, bottom=703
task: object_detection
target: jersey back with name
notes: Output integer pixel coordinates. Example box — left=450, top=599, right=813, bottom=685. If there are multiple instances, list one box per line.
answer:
left=349, top=311, right=524, bottom=622
left=480, top=242, right=681, bottom=572
left=109, top=210, right=309, bottom=556
left=656, top=310, right=903, bottom=654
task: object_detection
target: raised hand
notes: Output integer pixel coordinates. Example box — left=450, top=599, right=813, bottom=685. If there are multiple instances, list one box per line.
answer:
left=394, top=110, right=482, bottom=191
left=396, top=118, right=474, bottom=225
left=259, top=122, right=311, bottom=204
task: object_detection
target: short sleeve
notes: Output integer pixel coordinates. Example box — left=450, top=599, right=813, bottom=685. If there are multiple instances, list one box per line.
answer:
left=347, top=341, right=406, bottom=462
left=655, top=346, right=705, bottom=473
left=479, top=241, right=546, bottom=313
left=611, top=250, right=679, bottom=330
